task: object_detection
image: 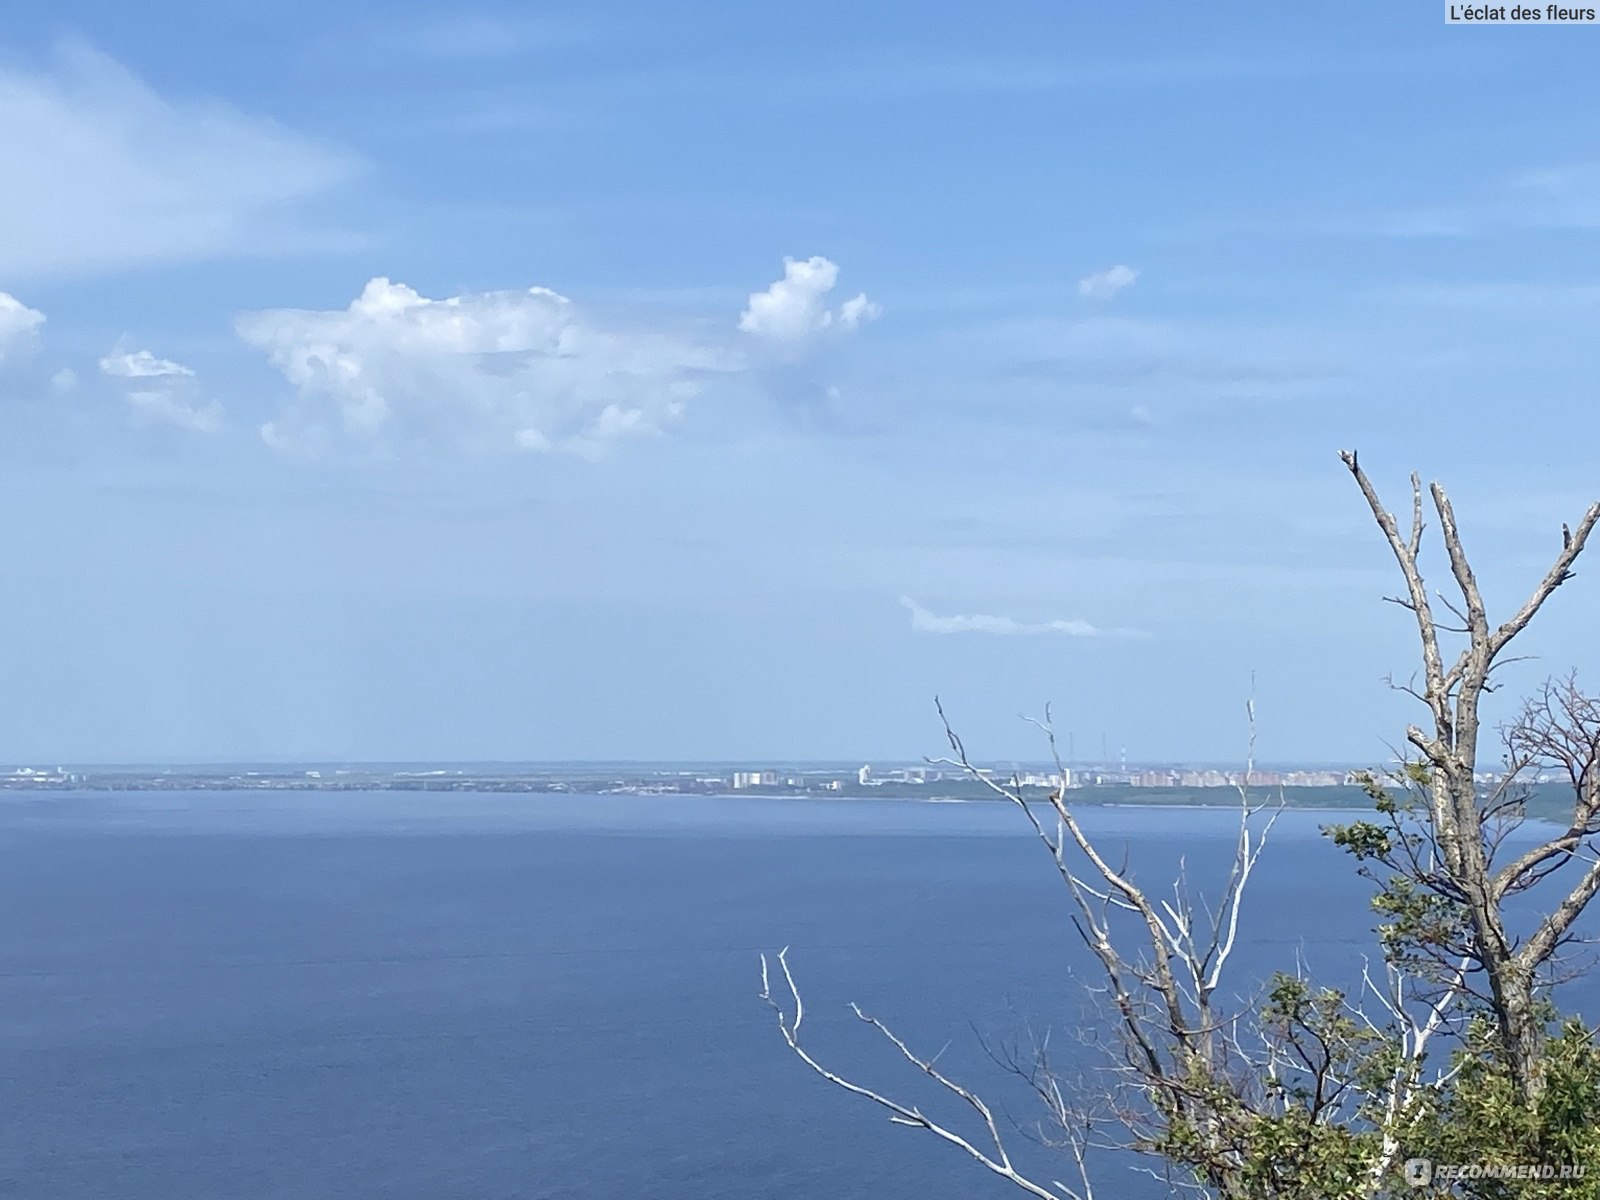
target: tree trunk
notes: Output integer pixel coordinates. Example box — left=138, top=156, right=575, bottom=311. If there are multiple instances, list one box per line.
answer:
left=1497, top=968, right=1547, bottom=1104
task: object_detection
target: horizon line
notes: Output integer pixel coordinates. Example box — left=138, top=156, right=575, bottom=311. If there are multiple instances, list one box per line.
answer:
left=4, top=757, right=1381, bottom=770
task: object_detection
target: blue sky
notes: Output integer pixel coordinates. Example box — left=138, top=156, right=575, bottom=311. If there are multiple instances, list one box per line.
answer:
left=2, top=1, right=1597, bottom=764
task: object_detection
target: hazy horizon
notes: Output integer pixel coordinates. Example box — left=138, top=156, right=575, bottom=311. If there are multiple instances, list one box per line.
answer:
left=3, top=755, right=1374, bottom=770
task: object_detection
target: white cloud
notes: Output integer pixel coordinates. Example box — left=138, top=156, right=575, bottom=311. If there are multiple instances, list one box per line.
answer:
left=0, top=292, right=46, bottom=361
left=738, top=256, right=880, bottom=349
left=99, top=345, right=221, bottom=433
left=838, top=292, right=882, bottom=329
left=49, top=367, right=77, bottom=393
left=240, top=277, right=733, bottom=455
left=0, top=44, right=357, bottom=280
left=1077, top=264, right=1139, bottom=300
left=900, top=595, right=1143, bottom=638
left=98, top=349, right=196, bottom=379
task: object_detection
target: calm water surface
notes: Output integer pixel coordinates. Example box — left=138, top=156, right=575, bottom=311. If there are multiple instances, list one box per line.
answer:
left=0, top=791, right=1536, bottom=1198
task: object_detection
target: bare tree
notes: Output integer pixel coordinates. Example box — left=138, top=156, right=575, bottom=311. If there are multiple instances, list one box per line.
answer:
left=764, top=700, right=1461, bottom=1198
left=761, top=454, right=1600, bottom=1196
left=1335, top=450, right=1600, bottom=1104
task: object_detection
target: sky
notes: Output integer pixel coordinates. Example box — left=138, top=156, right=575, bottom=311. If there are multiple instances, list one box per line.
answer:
left=2, top=1, right=1598, bottom=765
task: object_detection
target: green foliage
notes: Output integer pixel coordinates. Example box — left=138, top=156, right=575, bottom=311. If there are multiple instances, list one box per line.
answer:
left=1226, top=1109, right=1375, bottom=1200
left=1153, top=1078, right=1383, bottom=1200
left=1148, top=1010, right=1600, bottom=1198
left=1149, top=974, right=1402, bottom=1199
left=1407, top=1020, right=1600, bottom=1198
left=1329, top=820, right=1395, bottom=861
left=1089, top=759, right=1600, bottom=1198
left=1315, top=768, right=1600, bottom=1197
left=1325, top=772, right=1472, bottom=986
left=1369, top=876, right=1470, bottom=971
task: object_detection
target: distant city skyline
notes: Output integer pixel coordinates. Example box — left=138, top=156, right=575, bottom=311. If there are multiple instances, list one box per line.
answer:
left=0, top=754, right=1494, bottom=774
left=2, top=4, right=1597, bottom=764
left=0, top=759, right=1365, bottom=795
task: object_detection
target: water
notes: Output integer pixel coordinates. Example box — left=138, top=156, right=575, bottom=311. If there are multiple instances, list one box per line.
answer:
left=0, top=792, right=1567, bottom=1198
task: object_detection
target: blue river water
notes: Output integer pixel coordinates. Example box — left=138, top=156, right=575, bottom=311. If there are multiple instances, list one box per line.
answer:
left=0, top=791, right=1571, bottom=1198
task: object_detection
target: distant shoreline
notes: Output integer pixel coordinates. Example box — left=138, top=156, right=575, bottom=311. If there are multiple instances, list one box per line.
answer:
left=0, top=775, right=1576, bottom=824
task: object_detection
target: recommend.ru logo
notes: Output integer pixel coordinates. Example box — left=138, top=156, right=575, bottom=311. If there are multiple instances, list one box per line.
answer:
left=1404, top=1157, right=1587, bottom=1186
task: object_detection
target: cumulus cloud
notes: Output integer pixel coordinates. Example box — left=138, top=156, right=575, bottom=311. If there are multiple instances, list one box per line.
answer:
left=0, top=292, right=46, bottom=361
left=837, top=292, right=882, bottom=329
left=1077, top=264, right=1139, bottom=300
left=0, top=44, right=356, bottom=280
left=738, top=256, right=880, bottom=350
left=900, top=595, right=1143, bottom=638
left=98, top=345, right=221, bottom=433
left=239, top=277, right=734, bottom=455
